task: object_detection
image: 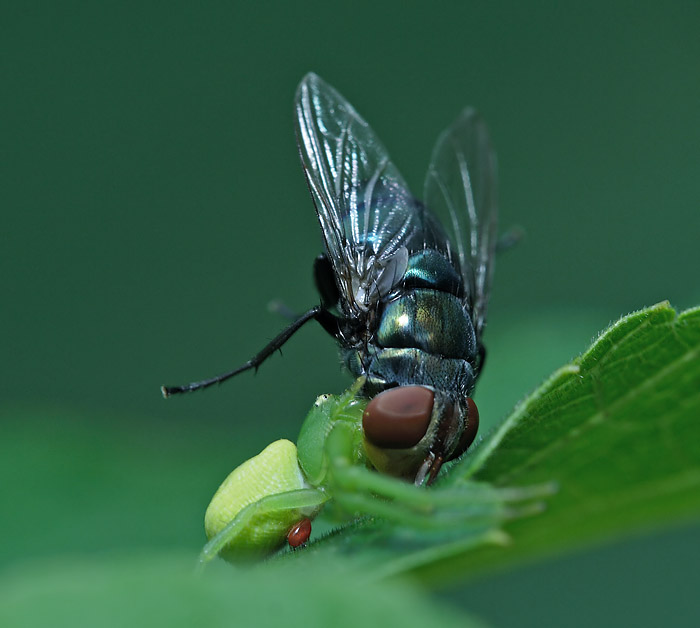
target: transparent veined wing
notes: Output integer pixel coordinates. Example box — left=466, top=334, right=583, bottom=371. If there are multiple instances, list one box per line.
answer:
left=295, top=73, right=446, bottom=316
left=423, top=109, right=498, bottom=342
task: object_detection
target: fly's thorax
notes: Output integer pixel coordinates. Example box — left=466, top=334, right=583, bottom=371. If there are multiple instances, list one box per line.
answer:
left=361, top=387, right=476, bottom=480
left=401, top=249, right=464, bottom=296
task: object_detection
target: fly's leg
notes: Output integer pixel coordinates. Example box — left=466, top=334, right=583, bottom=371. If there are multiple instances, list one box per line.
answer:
left=198, top=487, right=329, bottom=569
left=313, top=254, right=340, bottom=310
left=162, top=253, right=353, bottom=397
left=162, top=305, right=342, bottom=396
left=268, top=255, right=340, bottom=322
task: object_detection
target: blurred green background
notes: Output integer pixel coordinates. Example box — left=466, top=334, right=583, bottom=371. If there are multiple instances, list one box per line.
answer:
left=2, top=2, right=699, bottom=626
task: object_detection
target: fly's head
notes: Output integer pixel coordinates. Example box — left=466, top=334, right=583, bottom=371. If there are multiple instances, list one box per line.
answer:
left=361, top=386, right=479, bottom=486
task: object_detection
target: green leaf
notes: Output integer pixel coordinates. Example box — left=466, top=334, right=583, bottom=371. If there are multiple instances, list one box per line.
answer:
left=433, top=300, right=700, bottom=580
left=0, top=553, right=486, bottom=628
left=292, top=302, right=700, bottom=581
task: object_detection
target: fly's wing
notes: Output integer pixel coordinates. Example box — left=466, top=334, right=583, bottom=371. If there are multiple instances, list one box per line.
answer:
left=295, top=73, right=444, bottom=316
left=423, top=109, right=498, bottom=342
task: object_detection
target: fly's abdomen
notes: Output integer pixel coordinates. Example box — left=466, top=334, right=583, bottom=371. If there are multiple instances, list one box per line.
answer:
left=377, top=290, right=476, bottom=360
left=342, top=248, right=478, bottom=397
left=376, top=248, right=475, bottom=360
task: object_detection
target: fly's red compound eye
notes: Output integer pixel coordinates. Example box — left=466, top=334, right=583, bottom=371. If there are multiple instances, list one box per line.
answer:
left=447, top=397, right=480, bottom=461
left=287, top=518, right=312, bottom=548
left=363, top=386, right=434, bottom=449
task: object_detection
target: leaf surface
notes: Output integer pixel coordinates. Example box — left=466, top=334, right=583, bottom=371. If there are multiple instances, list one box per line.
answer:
left=296, top=302, right=700, bottom=581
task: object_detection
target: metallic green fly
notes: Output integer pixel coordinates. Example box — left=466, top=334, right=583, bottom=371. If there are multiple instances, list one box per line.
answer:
left=163, top=74, right=543, bottom=563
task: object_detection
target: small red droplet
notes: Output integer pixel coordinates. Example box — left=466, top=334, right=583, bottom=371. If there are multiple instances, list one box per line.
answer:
left=287, top=518, right=312, bottom=548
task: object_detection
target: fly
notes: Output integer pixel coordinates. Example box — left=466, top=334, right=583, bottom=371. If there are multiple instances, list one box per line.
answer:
left=163, top=73, right=498, bottom=487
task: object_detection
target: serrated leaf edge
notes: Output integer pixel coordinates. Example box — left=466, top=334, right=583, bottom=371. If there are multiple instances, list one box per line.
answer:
left=457, top=301, right=700, bottom=483
left=458, top=363, right=581, bottom=480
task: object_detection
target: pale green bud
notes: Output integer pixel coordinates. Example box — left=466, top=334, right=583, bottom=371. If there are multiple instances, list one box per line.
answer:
left=204, top=439, right=316, bottom=559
